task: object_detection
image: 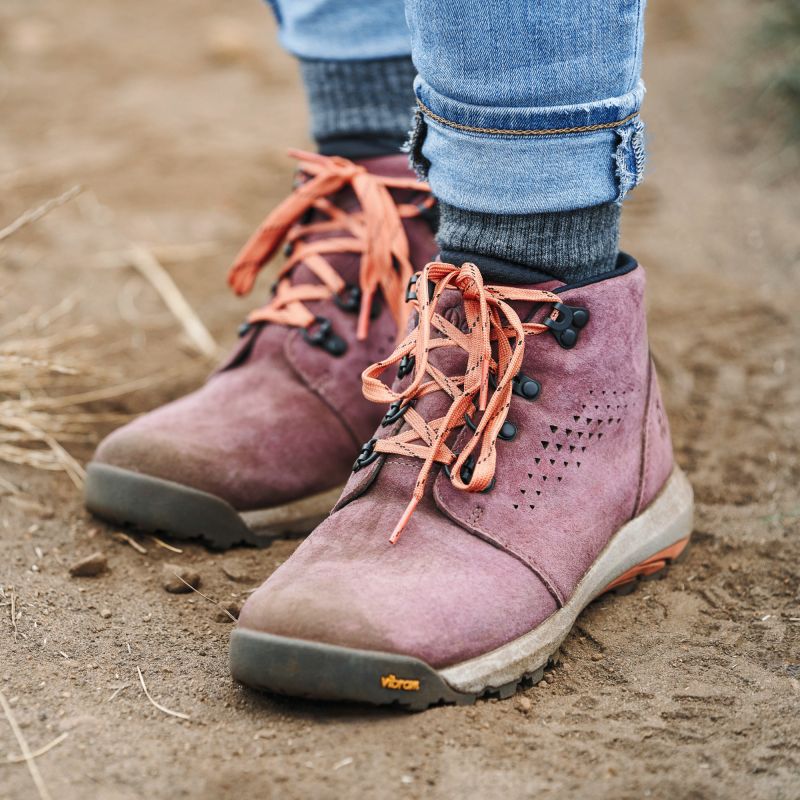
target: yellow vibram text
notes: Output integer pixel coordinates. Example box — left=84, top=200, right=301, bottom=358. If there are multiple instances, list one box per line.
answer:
left=380, top=674, right=421, bottom=691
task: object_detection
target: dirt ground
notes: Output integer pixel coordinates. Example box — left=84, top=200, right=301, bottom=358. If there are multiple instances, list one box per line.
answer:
left=1, top=0, right=799, bottom=798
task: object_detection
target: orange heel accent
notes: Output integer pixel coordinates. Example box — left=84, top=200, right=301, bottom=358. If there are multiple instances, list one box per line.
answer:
left=602, top=537, right=690, bottom=594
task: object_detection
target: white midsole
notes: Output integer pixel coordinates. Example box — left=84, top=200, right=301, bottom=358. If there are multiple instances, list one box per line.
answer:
left=440, top=466, right=694, bottom=694
left=240, top=484, right=345, bottom=531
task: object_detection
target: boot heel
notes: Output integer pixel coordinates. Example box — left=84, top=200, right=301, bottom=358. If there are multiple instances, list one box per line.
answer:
left=601, top=536, right=690, bottom=595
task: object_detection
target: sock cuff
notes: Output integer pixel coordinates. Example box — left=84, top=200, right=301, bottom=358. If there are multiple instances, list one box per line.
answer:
left=436, top=201, right=621, bottom=283
left=300, top=57, right=417, bottom=147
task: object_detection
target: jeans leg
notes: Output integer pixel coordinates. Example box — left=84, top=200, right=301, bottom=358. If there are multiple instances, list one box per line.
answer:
left=405, top=0, right=646, bottom=213
left=268, top=0, right=411, bottom=61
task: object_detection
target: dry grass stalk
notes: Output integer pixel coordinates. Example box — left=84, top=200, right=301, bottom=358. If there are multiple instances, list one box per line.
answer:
left=97, top=241, right=222, bottom=268
left=6, top=732, right=69, bottom=764
left=0, top=300, right=183, bottom=487
left=169, top=571, right=237, bottom=621
left=0, top=688, right=54, bottom=800
left=124, top=244, right=220, bottom=359
left=0, top=415, right=85, bottom=488
left=9, top=588, right=18, bottom=640
left=113, top=531, right=148, bottom=555
left=0, top=184, right=82, bottom=243
left=136, top=667, right=191, bottom=721
left=106, top=684, right=130, bottom=703
left=151, top=535, right=183, bottom=553
left=1, top=188, right=208, bottom=488
left=0, top=475, right=21, bottom=494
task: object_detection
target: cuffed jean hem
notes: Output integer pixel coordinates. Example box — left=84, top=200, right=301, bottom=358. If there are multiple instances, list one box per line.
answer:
left=409, top=79, right=646, bottom=214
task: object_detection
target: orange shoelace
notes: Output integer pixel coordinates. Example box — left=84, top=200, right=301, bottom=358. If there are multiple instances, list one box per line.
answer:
left=362, top=261, right=562, bottom=543
left=227, top=150, right=433, bottom=340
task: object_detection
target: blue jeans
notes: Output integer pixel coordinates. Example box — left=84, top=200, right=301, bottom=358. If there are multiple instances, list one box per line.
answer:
left=267, top=0, right=646, bottom=214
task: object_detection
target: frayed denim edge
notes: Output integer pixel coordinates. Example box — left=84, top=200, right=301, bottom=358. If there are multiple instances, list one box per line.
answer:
left=614, top=117, right=646, bottom=203
left=404, top=107, right=431, bottom=181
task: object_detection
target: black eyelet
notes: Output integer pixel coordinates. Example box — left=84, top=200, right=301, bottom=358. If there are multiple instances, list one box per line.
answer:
left=397, top=354, right=415, bottom=379
left=237, top=321, right=253, bottom=338
left=488, top=371, right=541, bottom=401
left=335, top=284, right=361, bottom=313
left=499, top=421, right=517, bottom=441
left=302, top=316, right=348, bottom=357
left=464, top=413, right=517, bottom=441
left=283, top=242, right=294, bottom=257
left=512, top=373, right=541, bottom=400
left=352, top=438, right=379, bottom=472
left=405, top=274, right=420, bottom=302
left=405, top=274, right=436, bottom=303
left=544, top=302, right=590, bottom=349
left=382, top=399, right=414, bottom=427
left=444, top=454, right=495, bottom=493
left=334, top=284, right=382, bottom=319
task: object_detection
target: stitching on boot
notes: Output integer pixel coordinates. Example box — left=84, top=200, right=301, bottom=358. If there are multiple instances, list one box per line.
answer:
left=632, top=357, right=655, bottom=517
left=433, top=482, right=565, bottom=606
left=467, top=506, right=483, bottom=526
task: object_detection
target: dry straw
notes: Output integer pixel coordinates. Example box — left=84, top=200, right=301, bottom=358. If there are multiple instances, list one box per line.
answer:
left=0, top=187, right=210, bottom=488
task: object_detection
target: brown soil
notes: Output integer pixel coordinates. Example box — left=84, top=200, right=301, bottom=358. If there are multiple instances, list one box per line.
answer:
left=1, top=0, right=799, bottom=798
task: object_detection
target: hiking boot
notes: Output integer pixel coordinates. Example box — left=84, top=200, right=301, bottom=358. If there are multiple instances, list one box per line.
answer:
left=85, top=151, right=436, bottom=548
left=231, top=256, right=693, bottom=707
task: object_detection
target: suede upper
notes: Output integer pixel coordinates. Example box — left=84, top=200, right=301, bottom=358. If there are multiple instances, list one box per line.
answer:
left=238, top=263, right=675, bottom=667
left=92, top=155, right=437, bottom=511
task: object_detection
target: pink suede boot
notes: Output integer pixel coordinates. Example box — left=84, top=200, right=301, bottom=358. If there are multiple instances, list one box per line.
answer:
left=231, top=256, right=693, bottom=707
left=85, top=152, right=436, bottom=548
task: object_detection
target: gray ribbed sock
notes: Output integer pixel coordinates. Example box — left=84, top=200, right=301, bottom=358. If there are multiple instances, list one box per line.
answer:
left=436, top=201, right=621, bottom=284
left=299, top=57, right=417, bottom=158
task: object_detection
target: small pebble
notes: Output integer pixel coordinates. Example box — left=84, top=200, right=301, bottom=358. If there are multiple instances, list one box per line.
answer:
left=162, top=564, right=201, bottom=593
left=100, top=608, right=112, bottom=619
left=516, top=696, right=532, bottom=713
left=68, top=552, right=108, bottom=578
left=220, top=561, right=251, bottom=583
left=591, top=652, right=604, bottom=662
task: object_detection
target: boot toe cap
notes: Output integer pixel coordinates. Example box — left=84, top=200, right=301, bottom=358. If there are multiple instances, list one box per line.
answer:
left=237, top=499, right=558, bottom=669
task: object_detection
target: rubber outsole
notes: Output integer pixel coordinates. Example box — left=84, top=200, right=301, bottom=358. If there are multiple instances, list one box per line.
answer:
left=230, top=466, right=693, bottom=708
left=84, top=463, right=343, bottom=549
left=229, top=543, right=686, bottom=710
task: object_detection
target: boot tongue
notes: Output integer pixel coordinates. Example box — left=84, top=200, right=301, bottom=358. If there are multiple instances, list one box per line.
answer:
left=283, top=154, right=425, bottom=304
left=438, top=250, right=561, bottom=288
left=286, top=185, right=361, bottom=290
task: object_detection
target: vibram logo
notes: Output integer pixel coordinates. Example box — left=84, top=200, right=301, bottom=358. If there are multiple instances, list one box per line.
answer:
left=380, top=674, right=420, bottom=692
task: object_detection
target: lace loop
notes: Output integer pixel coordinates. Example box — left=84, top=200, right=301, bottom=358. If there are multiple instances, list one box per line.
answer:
left=227, top=150, right=432, bottom=341
left=361, top=261, right=562, bottom=543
